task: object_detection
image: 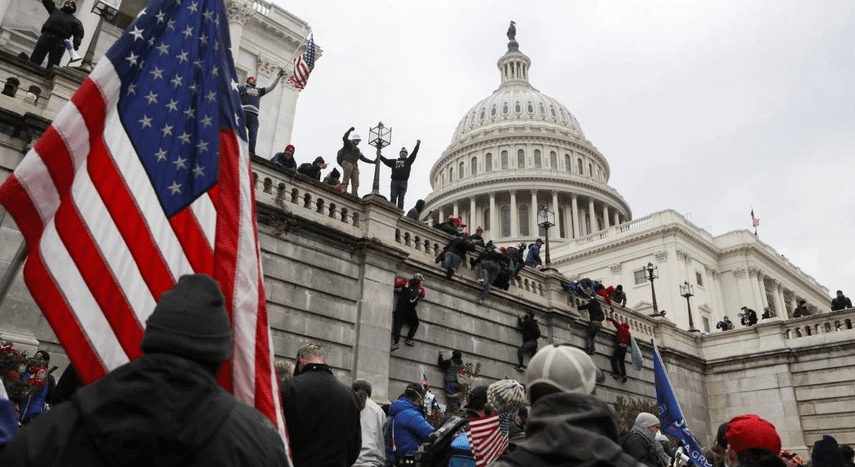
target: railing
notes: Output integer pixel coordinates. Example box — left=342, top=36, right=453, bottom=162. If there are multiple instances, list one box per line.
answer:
left=783, top=309, right=855, bottom=339
left=252, top=0, right=271, bottom=16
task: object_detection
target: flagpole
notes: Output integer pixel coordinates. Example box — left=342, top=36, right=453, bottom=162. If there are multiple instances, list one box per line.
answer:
left=0, top=242, right=25, bottom=309
left=284, top=29, right=312, bottom=70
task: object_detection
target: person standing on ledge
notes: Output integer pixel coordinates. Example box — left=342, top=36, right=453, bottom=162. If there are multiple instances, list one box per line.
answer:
left=831, top=290, right=852, bottom=311
left=338, top=127, right=376, bottom=196
left=29, top=0, right=84, bottom=69
left=379, top=140, right=420, bottom=209
left=240, top=70, right=283, bottom=157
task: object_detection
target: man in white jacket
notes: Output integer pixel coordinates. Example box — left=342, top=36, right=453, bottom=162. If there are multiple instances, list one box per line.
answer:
left=352, top=379, right=387, bottom=467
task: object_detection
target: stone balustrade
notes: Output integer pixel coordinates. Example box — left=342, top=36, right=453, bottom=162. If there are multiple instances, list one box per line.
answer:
left=783, top=309, right=855, bottom=339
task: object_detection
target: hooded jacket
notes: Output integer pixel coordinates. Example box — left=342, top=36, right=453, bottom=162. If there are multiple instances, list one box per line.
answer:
left=387, top=396, right=435, bottom=463
left=0, top=353, right=287, bottom=466
left=39, top=0, right=84, bottom=49
left=493, top=392, right=642, bottom=467
left=379, top=142, right=420, bottom=181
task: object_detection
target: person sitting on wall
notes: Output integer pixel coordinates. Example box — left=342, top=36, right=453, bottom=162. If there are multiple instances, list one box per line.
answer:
left=271, top=145, right=297, bottom=175
left=793, top=300, right=811, bottom=318
left=610, top=284, right=627, bottom=307
left=296, top=156, right=328, bottom=181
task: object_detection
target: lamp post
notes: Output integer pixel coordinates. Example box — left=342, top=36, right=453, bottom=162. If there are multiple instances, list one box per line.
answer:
left=537, top=207, right=554, bottom=270
left=680, top=281, right=699, bottom=332
left=80, top=0, right=120, bottom=71
left=367, top=121, right=391, bottom=198
left=644, top=262, right=659, bottom=316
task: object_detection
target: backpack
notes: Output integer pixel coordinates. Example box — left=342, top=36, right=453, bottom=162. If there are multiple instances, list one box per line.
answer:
left=336, top=147, right=345, bottom=165
left=531, top=321, right=541, bottom=339
left=415, top=415, right=469, bottom=467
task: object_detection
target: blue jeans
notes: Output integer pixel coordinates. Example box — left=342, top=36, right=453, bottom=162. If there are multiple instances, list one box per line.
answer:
left=245, top=112, right=259, bottom=155
left=585, top=320, right=602, bottom=353
left=390, top=180, right=408, bottom=209
left=476, top=261, right=500, bottom=301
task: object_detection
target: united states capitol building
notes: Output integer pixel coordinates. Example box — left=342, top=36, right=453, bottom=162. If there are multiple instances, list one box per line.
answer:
left=0, top=2, right=853, bottom=453
left=423, top=32, right=829, bottom=332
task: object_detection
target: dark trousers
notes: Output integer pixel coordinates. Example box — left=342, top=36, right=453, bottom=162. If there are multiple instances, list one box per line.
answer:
left=517, top=339, right=538, bottom=366
left=392, top=307, right=419, bottom=343
left=611, top=343, right=628, bottom=377
left=30, top=33, right=65, bottom=69
left=476, top=261, right=500, bottom=301
left=245, top=112, right=259, bottom=155
left=390, top=180, right=408, bottom=209
left=585, top=320, right=602, bottom=353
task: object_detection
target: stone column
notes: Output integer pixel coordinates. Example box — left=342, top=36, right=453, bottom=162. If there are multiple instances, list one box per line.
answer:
left=510, top=190, right=518, bottom=238
left=438, top=207, right=445, bottom=224
left=771, top=280, right=785, bottom=317
left=747, top=267, right=763, bottom=310
left=602, top=205, right=610, bottom=229
left=757, top=273, right=769, bottom=310
left=530, top=190, right=538, bottom=237
left=613, top=212, right=620, bottom=226
left=588, top=198, right=596, bottom=234
left=489, top=193, right=496, bottom=238
left=452, top=201, right=459, bottom=218
left=226, top=0, right=256, bottom=54
left=551, top=191, right=560, bottom=239
left=571, top=194, right=580, bottom=238
left=470, top=197, right=477, bottom=230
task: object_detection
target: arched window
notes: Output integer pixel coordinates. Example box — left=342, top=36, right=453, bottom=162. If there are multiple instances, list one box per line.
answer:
left=515, top=102, right=521, bottom=113
left=501, top=206, right=511, bottom=237
left=577, top=158, right=583, bottom=174
left=527, top=102, right=533, bottom=113
left=442, top=172, right=446, bottom=185
left=519, top=205, right=529, bottom=236
left=479, top=110, right=485, bottom=121
left=501, top=151, right=509, bottom=169
left=485, top=153, right=492, bottom=172
left=565, top=154, right=571, bottom=172
left=550, top=151, right=557, bottom=169
left=459, top=161, right=465, bottom=178
left=483, top=207, right=490, bottom=231
left=517, top=149, right=525, bottom=168
left=503, top=103, right=509, bottom=115
left=27, top=85, right=41, bottom=105
left=471, top=156, right=478, bottom=176
left=449, top=167, right=454, bottom=182
left=534, top=150, right=542, bottom=168
left=491, top=106, right=497, bottom=117
left=2, top=77, right=19, bottom=97
left=588, top=163, right=593, bottom=177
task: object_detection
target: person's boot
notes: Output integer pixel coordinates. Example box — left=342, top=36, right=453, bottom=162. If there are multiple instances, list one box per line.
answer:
left=446, top=268, right=454, bottom=279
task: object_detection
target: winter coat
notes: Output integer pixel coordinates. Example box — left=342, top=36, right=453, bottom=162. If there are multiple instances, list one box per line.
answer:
left=240, top=75, right=280, bottom=114
left=525, top=244, right=542, bottom=267
left=395, top=278, right=425, bottom=314
left=297, top=162, right=323, bottom=180
left=446, top=236, right=476, bottom=259
left=39, top=0, right=84, bottom=48
left=18, top=370, right=49, bottom=424
left=0, top=353, right=287, bottom=466
left=340, top=129, right=374, bottom=165
left=518, top=316, right=541, bottom=342
left=579, top=297, right=605, bottom=322
left=281, top=363, right=362, bottom=467
left=492, top=392, right=642, bottom=467
left=272, top=152, right=297, bottom=173
left=831, top=295, right=852, bottom=311
left=606, top=317, right=631, bottom=345
left=379, top=142, right=420, bottom=181
left=621, top=425, right=670, bottom=467
left=438, top=355, right=464, bottom=388
left=354, top=398, right=387, bottom=467
left=387, top=397, right=435, bottom=463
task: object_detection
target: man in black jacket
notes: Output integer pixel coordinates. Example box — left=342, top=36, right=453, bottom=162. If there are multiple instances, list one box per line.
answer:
left=281, top=343, right=362, bottom=467
left=379, top=140, right=420, bottom=209
left=272, top=145, right=297, bottom=174
left=621, top=413, right=670, bottom=467
left=297, top=156, right=328, bottom=180
left=831, top=290, right=852, bottom=311
left=473, top=241, right=506, bottom=303
left=0, top=274, right=288, bottom=466
left=515, top=312, right=540, bottom=371
left=579, top=294, right=605, bottom=355
left=30, top=0, right=84, bottom=69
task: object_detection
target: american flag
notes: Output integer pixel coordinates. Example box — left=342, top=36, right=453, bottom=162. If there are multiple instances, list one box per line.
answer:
left=466, top=413, right=509, bottom=467
left=288, top=34, right=315, bottom=90
left=751, top=208, right=760, bottom=227
left=0, top=0, right=291, bottom=458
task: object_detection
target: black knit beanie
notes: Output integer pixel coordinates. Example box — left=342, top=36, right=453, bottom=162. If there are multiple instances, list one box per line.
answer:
left=140, top=274, right=231, bottom=366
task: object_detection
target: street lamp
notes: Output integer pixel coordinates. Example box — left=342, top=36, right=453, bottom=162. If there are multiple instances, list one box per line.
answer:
left=537, top=207, right=554, bottom=270
left=80, top=0, right=120, bottom=70
left=644, top=262, right=659, bottom=317
left=367, top=121, right=391, bottom=198
left=680, top=281, right=699, bottom=332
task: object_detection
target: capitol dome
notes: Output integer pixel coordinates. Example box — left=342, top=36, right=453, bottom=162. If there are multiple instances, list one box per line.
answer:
left=424, top=30, right=632, bottom=247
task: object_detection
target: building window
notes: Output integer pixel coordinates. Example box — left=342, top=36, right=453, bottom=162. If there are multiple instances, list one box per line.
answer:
left=634, top=270, right=648, bottom=285
left=491, top=106, right=497, bottom=117
left=515, top=102, right=521, bottom=113
left=485, top=153, right=492, bottom=172
left=459, top=161, right=465, bottom=178
left=764, top=281, right=776, bottom=313
left=483, top=208, right=490, bottom=231
left=501, top=206, right=511, bottom=237
left=2, top=77, right=19, bottom=97
left=503, top=103, right=508, bottom=114
left=479, top=110, right=485, bottom=121
left=501, top=151, right=509, bottom=169
left=588, top=163, right=593, bottom=176
left=519, top=205, right=529, bottom=236
left=565, top=154, right=571, bottom=172
left=550, top=151, right=557, bottom=169
left=702, top=317, right=711, bottom=333
left=471, top=157, right=478, bottom=176
left=577, top=158, right=583, bottom=174
left=558, top=208, right=566, bottom=237
left=696, top=271, right=703, bottom=287
left=527, top=102, right=533, bottom=113
left=534, top=150, right=542, bottom=168
left=449, top=167, right=453, bottom=182
left=517, top=149, right=525, bottom=168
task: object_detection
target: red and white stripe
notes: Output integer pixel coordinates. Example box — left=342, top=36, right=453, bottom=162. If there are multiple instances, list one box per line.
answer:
left=0, top=52, right=290, bottom=458
left=467, top=413, right=509, bottom=467
left=288, top=55, right=310, bottom=90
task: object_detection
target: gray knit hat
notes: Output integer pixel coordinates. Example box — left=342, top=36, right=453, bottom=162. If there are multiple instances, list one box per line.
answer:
left=635, top=412, right=661, bottom=428
left=141, top=274, right=231, bottom=365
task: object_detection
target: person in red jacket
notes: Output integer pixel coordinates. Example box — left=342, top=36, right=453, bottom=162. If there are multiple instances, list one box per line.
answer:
left=391, top=273, right=426, bottom=351
left=606, top=316, right=631, bottom=383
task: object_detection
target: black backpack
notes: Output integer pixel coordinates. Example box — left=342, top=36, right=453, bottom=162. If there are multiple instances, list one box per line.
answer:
left=415, top=415, right=469, bottom=467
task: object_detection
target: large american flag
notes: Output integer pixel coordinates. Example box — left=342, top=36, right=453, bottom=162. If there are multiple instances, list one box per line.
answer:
left=287, top=34, right=315, bottom=90
left=0, top=0, right=290, bottom=457
left=466, top=413, right=509, bottom=467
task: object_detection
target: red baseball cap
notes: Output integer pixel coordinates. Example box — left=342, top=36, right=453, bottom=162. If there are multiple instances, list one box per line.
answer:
left=725, top=414, right=781, bottom=455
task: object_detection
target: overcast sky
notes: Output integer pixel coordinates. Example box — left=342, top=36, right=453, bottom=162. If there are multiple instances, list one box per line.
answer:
left=277, top=0, right=855, bottom=300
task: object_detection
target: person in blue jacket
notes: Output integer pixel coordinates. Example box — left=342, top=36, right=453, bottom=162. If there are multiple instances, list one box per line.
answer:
left=388, top=382, right=435, bottom=464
